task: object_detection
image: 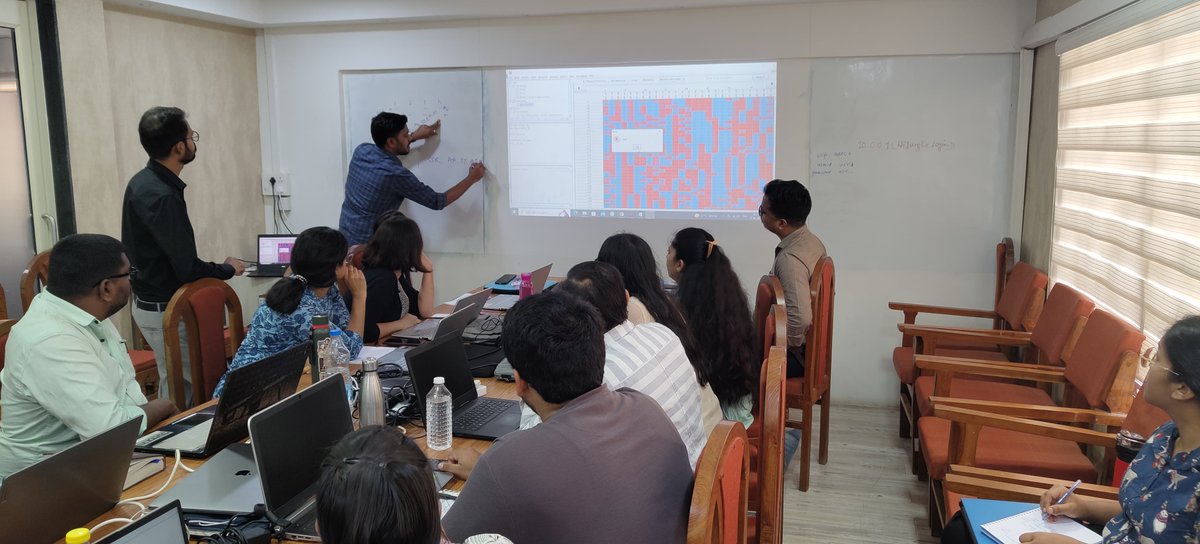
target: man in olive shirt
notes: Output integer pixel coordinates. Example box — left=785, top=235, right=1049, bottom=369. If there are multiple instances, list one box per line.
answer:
left=439, top=291, right=693, bottom=543
left=122, top=106, right=245, bottom=403
left=759, top=178, right=827, bottom=378
left=0, top=235, right=178, bottom=481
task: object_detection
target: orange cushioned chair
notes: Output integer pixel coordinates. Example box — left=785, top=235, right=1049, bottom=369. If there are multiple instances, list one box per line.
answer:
left=688, top=421, right=749, bottom=544
left=163, top=279, right=246, bottom=409
left=785, top=255, right=834, bottom=491
left=746, top=345, right=786, bottom=544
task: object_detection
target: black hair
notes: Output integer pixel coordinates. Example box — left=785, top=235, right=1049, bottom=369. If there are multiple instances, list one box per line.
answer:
left=47, top=234, right=128, bottom=299
left=763, top=179, right=813, bottom=225
left=138, top=106, right=190, bottom=160
left=669, top=227, right=760, bottom=407
left=502, top=291, right=605, bottom=404
left=371, top=112, right=408, bottom=148
left=556, top=261, right=629, bottom=331
left=264, top=227, right=348, bottom=314
left=315, top=426, right=440, bottom=544
left=596, top=233, right=703, bottom=374
left=362, top=214, right=428, bottom=273
left=1161, top=316, right=1200, bottom=397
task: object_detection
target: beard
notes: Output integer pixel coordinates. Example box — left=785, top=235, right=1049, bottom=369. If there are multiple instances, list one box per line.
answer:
left=104, top=298, right=129, bottom=319
left=181, top=144, right=197, bottom=165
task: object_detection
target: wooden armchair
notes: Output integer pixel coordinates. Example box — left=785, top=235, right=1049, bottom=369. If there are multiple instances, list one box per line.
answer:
left=163, top=279, right=246, bottom=409
left=0, top=319, right=16, bottom=375
left=746, top=345, right=786, bottom=544
left=753, top=275, right=785, bottom=355
left=785, top=255, right=834, bottom=491
left=0, top=283, right=7, bottom=320
left=688, top=421, right=749, bottom=544
left=891, top=261, right=1048, bottom=440
left=19, top=251, right=50, bottom=312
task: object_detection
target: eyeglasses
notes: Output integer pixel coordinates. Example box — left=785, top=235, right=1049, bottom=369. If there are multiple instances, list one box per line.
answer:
left=757, top=205, right=767, bottom=217
left=183, top=130, right=199, bottom=143
left=1141, top=353, right=1181, bottom=377
left=93, top=267, right=137, bottom=287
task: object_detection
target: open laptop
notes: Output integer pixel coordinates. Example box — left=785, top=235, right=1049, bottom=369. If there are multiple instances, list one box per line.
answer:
left=0, top=417, right=141, bottom=544
left=247, top=234, right=298, bottom=277
left=406, top=331, right=521, bottom=440
left=135, top=342, right=308, bottom=458
left=250, top=374, right=355, bottom=542
left=102, top=500, right=189, bottom=543
left=483, top=264, right=553, bottom=311
left=391, top=290, right=490, bottom=343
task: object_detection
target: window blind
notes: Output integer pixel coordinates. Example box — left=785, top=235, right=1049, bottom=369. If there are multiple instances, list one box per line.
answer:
left=1053, top=0, right=1200, bottom=342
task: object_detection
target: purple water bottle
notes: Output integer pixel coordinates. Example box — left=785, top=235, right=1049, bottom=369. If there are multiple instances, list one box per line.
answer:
left=518, top=272, right=533, bottom=300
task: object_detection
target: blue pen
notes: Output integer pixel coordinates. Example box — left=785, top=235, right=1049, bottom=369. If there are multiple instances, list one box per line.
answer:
left=1045, top=479, right=1082, bottom=520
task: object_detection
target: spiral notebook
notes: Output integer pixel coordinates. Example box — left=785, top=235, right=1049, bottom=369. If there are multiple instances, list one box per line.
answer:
left=981, top=507, right=1101, bottom=544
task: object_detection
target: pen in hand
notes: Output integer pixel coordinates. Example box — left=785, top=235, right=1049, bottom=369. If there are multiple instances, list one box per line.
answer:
left=1044, top=479, right=1082, bottom=521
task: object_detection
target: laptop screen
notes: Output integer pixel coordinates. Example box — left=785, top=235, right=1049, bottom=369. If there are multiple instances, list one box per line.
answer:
left=258, top=235, right=298, bottom=265
left=248, top=375, right=353, bottom=517
left=406, top=332, right=478, bottom=413
left=103, top=501, right=189, bottom=544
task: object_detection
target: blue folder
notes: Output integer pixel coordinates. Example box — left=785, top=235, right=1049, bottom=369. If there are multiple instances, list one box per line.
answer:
left=960, top=498, right=1038, bottom=544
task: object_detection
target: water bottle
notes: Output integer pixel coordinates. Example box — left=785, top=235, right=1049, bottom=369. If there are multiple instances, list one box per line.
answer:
left=320, top=328, right=354, bottom=405
left=359, top=356, right=386, bottom=426
left=518, top=272, right=533, bottom=300
left=310, top=314, right=329, bottom=380
left=426, top=377, right=453, bottom=451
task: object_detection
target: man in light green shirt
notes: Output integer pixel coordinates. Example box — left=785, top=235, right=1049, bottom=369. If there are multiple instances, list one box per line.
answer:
left=0, top=234, right=178, bottom=481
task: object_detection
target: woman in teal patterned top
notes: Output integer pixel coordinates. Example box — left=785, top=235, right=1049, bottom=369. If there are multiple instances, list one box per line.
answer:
left=1021, top=316, right=1200, bottom=543
left=214, top=227, right=367, bottom=397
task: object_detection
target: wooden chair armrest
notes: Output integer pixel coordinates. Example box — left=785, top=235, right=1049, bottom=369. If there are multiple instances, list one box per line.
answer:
left=948, top=465, right=1118, bottom=500
left=916, top=356, right=1066, bottom=383
left=929, top=397, right=1125, bottom=426
left=888, top=302, right=997, bottom=320
left=899, top=324, right=1032, bottom=346
left=933, top=405, right=1117, bottom=448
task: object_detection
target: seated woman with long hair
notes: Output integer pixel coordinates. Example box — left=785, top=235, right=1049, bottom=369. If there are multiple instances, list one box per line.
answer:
left=1000, top=316, right=1200, bottom=544
left=357, top=213, right=435, bottom=344
left=665, top=227, right=760, bottom=426
left=213, top=227, right=365, bottom=396
left=597, top=232, right=722, bottom=434
left=316, top=425, right=510, bottom=544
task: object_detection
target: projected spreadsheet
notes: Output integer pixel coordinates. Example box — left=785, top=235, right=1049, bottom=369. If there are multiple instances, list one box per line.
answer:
left=507, top=62, right=777, bottom=219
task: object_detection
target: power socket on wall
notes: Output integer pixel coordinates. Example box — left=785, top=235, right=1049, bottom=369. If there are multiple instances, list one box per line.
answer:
left=262, top=173, right=290, bottom=196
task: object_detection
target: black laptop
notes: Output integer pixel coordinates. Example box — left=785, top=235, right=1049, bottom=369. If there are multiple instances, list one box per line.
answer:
left=135, top=342, right=308, bottom=458
left=406, top=331, right=521, bottom=440
left=247, top=234, right=297, bottom=277
left=0, top=417, right=142, bottom=544
left=102, top=500, right=189, bottom=543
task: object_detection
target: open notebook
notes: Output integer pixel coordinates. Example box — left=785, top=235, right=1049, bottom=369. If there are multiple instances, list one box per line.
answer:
left=982, top=508, right=1101, bottom=544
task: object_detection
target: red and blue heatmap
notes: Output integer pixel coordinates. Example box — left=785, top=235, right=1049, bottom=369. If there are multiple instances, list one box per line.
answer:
left=603, top=97, right=775, bottom=211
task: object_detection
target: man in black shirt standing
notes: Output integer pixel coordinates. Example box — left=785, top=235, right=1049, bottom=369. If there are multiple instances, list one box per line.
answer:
left=121, top=107, right=245, bottom=405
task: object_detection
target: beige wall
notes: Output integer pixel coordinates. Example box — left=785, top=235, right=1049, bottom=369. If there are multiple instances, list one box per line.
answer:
left=55, top=0, right=262, bottom=338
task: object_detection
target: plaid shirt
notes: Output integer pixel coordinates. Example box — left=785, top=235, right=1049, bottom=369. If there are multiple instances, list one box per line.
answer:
left=338, top=143, right=447, bottom=245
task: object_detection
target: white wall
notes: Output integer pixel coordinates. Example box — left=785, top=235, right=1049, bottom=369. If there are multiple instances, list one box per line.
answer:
left=259, top=0, right=1036, bottom=406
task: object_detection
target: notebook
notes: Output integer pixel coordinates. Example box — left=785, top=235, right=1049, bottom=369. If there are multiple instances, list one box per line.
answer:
left=247, top=234, right=297, bottom=277
left=135, top=342, right=308, bottom=458
left=979, top=505, right=1101, bottom=544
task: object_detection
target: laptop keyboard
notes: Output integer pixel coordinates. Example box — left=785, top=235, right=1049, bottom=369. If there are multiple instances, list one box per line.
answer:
left=483, top=294, right=518, bottom=311
left=454, top=399, right=511, bottom=432
left=136, top=430, right=173, bottom=447
left=154, top=419, right=214, bottom=452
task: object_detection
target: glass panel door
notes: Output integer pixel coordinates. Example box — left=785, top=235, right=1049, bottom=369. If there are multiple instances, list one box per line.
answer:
left=0, top=18, right=38, bottom=318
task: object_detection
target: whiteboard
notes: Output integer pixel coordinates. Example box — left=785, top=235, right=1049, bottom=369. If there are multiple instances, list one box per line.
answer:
left=342, top=69, right=486, bottom=253
left=808, top=54, right=1017, bottom=399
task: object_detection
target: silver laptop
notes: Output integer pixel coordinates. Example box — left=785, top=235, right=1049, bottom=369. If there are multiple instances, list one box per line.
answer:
left=149, top=442, right=263, bottom=515
left=136, top=342, right=308, bottom=458
left=483, top=264, right=553, bottom=311
left=103, top=500, right=189, bottom=543
left=0, top=417, right=141, bottom=544
left=392, top=290, right=490, bottom=343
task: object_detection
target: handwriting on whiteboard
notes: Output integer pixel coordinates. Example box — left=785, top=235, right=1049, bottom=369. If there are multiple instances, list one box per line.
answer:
left=811, top=150, right=855, bottom=177
left=857, top=139, right=956, bottom=152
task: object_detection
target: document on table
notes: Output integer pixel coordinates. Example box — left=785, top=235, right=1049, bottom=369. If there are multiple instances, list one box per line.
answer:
left=354, top=346, right=396, bottom=363
left=982, top=508, right=1101, bottom=544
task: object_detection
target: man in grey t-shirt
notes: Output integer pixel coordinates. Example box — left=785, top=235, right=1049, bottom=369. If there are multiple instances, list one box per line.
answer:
left=440, top=291, right=693, bottom=544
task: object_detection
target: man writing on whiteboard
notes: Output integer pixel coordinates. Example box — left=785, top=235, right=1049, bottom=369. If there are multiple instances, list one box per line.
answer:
left=338, top=111, right=487, bottom=245
left=759, top=179, right=827, bottom=378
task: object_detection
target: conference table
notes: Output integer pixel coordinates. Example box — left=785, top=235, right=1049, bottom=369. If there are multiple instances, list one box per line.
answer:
left=69, top=294, right=518, bottom=544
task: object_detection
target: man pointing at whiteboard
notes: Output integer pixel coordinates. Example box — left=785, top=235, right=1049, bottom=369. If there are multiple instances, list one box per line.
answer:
left=339, top=111, right=487, bottom=245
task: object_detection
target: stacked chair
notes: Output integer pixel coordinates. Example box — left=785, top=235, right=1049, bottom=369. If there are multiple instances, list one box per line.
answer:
left=19, top=251, right=160, bottom=399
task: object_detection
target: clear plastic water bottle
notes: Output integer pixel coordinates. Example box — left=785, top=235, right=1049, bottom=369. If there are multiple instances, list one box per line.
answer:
left=518, top=272, right=533, bottom=300
left=426, top=376, right=453, bottom=451
left=320, top=328, right=354, bottom=405
left=359, top=357, right=386, bottom=426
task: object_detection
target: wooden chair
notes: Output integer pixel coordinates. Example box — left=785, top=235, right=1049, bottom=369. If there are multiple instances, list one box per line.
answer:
left=20, top=250, right=160, bottom=399
left=163, top=279, right=246, bottom=409
left=991, top=237, right=1015, bottom=329
left=753, top=275, right=785, bottom=353
left=0, top=282, right=8, bottom=320
left=0, top=319, right=16, bottom=375
left=746, top=345, right=786, bottom=544
left=785, top=255, right=834, bottom=491
left=917, top=309, right=1144, bottom=531
left=687, top=421, right=749, bottom=544
left=891, top=261, right=1049, bottom=440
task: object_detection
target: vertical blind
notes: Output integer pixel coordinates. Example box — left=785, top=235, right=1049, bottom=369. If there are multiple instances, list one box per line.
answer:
left=1053, top=0, right=1200, bottom=342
